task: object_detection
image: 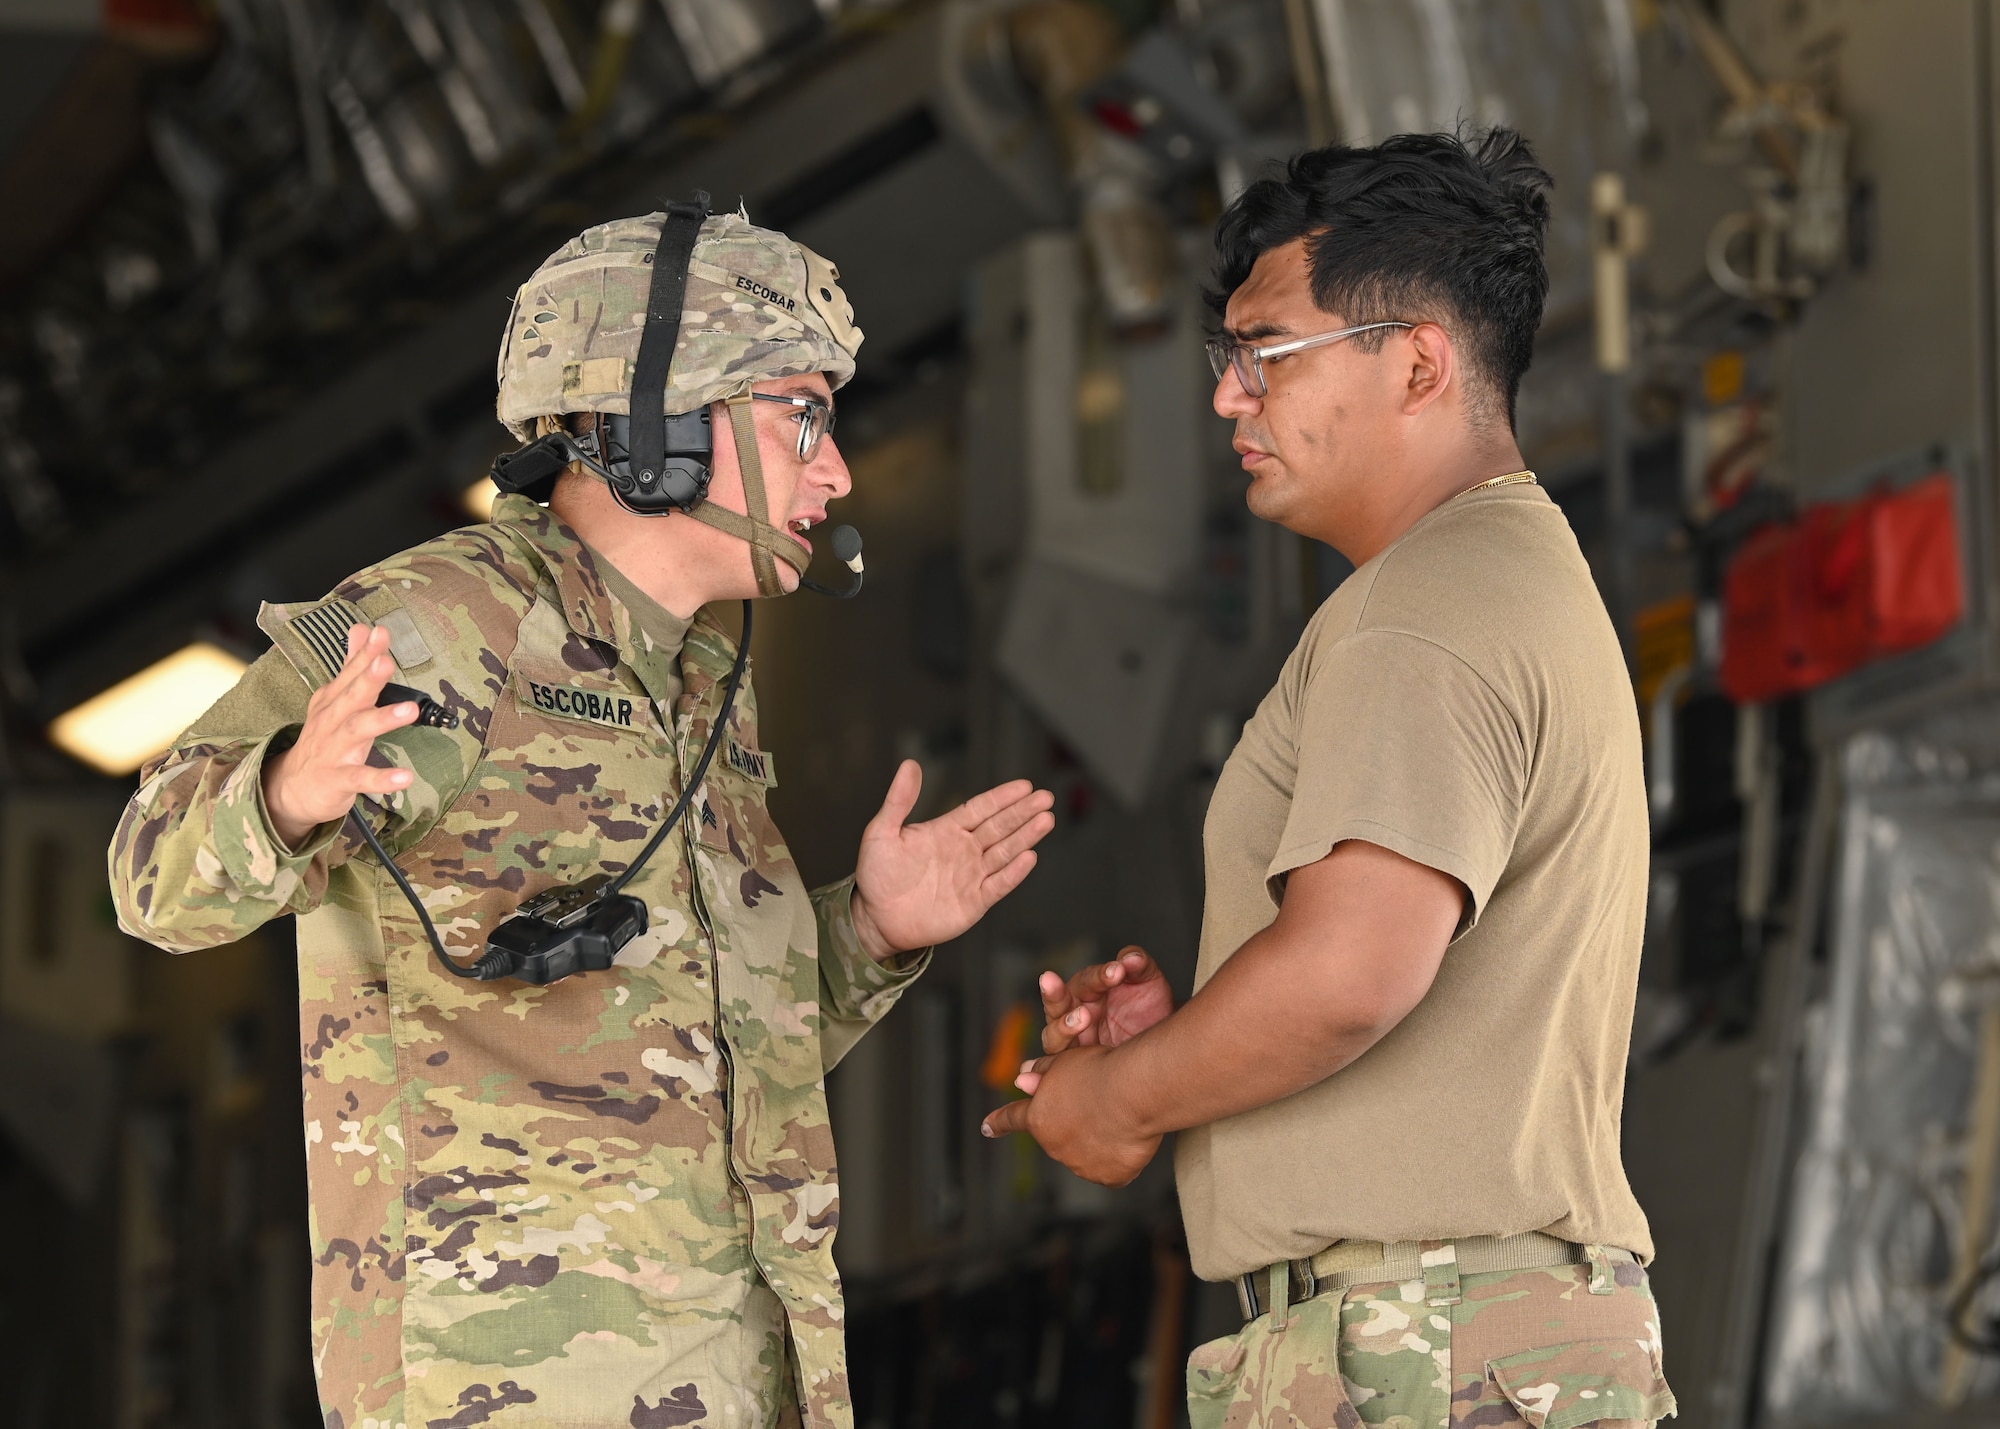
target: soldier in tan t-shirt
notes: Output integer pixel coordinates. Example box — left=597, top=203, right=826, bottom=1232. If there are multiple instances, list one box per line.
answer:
left=983, top=129, right=1677, bottom=1429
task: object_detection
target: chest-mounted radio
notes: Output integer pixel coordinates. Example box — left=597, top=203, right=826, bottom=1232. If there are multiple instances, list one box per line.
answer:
left=348, top=601, right=752, bottom=986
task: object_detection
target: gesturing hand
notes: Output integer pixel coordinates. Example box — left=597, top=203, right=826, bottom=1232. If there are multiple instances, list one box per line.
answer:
left=1036, top=947, right=1174, bottom=1055
left=262, top=624, right=419, bottom=848
left=850, top=760, right=1054, bottom=961
left=986, top=950, right=1175, bottom=1187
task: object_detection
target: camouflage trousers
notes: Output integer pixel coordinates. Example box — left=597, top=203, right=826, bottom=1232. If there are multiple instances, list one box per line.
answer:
left=1187, top=1251, right=1676, bottom=1429
left=398, top=1273, right=807, bottom=1429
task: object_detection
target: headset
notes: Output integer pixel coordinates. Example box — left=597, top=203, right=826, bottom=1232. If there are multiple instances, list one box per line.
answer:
left=352, top=195, right=861, bottom=986
left=488, top=407, right=716, bottom=515
left=491, top=193, right=717, bottom=514
left=489, top=192, right=864, bottom=598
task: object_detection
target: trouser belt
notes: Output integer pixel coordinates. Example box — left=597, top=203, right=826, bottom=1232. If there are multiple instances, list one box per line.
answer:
left=1235, top=1232, right=1637, bottom=1323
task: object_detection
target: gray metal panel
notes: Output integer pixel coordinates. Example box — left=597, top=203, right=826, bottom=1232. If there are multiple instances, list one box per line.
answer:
left=1765, top=1, right=1987, bottom=497
left=791, top=132, right=1039, bottom=360
left=995, top=557, right=1193, bottom=810
left=1016, top=233, right=1204, bottom=597
left=962, top=242, right=1032, bottom=580
left=1763, top=769, right=2000, bottom=1419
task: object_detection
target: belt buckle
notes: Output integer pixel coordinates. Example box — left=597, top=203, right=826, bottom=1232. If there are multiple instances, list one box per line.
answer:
left=1236, top=1271, right=1261, bottom=1322
left=1296, top=1259, right=1317, bottom=1302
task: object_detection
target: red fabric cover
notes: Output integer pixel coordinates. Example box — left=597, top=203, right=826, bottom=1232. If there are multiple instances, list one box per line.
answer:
left=1801, top=497, right=1870, bottom=673
left=1720, top=520, right=1840, bottom=704
left=1721, top=474, right=1964, bottom=702
left=1721, top=521, right=1813, bottom=702
left=1863, top=473, right=1963, bottom=652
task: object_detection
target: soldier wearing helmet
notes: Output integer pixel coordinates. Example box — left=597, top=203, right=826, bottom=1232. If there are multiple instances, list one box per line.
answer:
left=109, top=209, right=1056, bottom=1429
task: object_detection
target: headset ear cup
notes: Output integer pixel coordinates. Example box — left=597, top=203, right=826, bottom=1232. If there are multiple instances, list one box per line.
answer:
left=654, top=408, right=714, bottom=511
left=658, top=455, right=711, bottom=509
left=594, top=408, right=711, bottom=514
left=608, top=453, right=710, bottom=515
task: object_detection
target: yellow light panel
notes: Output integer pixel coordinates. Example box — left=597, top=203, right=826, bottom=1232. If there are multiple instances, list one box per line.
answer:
left=50, top=642, right=249, bottom=776
left=463, top=476, right=499, bottom=521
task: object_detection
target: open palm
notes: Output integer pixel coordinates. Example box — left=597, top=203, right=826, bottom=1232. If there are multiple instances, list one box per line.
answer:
left=850, top=761, right=1055, bottom=959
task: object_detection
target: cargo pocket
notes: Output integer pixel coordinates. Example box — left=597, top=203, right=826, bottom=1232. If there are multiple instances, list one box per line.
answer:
left=1185, top=1331, right=1250, bottom=1429
left=1486, top=1337, right=1678, bottom=1429
left=1186, top=1294, right=1357, bottom=1429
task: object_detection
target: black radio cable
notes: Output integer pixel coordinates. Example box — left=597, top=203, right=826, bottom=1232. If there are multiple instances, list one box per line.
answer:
left=348, top=810, right=483, bottom=979
left=601, top=600, right=751, bottom=899
left=349, top=600, right=753, bottom=981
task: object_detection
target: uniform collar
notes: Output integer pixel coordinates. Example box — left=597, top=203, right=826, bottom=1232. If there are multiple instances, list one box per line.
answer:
left=492, top=492, right=745, bottom=691
left=492, top=493, right=620, bottom=647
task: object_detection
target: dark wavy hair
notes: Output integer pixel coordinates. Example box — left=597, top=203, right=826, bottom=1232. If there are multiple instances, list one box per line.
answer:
left=1211, top=127, right=1553, bottom=430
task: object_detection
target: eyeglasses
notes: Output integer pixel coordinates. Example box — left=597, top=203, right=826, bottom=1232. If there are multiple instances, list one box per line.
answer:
left=752, top=392, right=836, bottom=462
left=1204, top=321, right=1414, bottom=398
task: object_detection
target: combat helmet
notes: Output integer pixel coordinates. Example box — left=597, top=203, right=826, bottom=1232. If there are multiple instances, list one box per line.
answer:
left=495, top=205, right=864, bottom=595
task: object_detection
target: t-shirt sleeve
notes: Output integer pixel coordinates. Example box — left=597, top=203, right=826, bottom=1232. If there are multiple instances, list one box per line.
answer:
left=1271, top=628, right=1526, bottom=935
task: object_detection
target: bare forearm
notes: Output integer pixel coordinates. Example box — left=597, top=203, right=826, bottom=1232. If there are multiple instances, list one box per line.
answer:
left=986, top=842, right=1461, bottom=1186
left=1103, top=923, right=1396, bottom=1137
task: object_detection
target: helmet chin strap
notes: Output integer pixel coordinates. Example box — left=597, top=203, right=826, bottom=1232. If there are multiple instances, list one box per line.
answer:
left=682, top=389, right=809, bottom=599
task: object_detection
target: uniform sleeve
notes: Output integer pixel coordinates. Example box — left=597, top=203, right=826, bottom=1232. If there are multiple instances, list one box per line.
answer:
left=810, top=875, right=931, bottom=1071
left=109, top=648, right=339, bottom=952
left=1274, top=629, right=1527, bottom=936
left=108, top=643, right=479, bottom=954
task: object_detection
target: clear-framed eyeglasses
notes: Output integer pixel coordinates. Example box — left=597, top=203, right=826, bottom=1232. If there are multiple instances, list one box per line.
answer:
left=752, top=392, right=836, bottom=461
left=1204, top=321, right=1414, bottom=398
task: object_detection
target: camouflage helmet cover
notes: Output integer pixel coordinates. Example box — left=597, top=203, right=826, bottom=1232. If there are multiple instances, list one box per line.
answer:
left=495, top=210, right=864, bottom=439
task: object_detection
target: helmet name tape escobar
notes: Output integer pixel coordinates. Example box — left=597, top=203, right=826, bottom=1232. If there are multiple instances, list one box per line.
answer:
left=490, top=196, right=865, bottom=598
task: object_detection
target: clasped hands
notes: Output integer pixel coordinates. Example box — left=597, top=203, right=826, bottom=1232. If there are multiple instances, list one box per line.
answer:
left=980, top=946, right=1175, bottom=1186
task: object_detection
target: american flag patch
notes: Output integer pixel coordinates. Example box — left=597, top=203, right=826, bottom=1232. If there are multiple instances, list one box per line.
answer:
left=286, top=599, right=366, bottom=679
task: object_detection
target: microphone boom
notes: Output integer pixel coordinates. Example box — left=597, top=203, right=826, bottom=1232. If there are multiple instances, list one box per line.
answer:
left=802, top=524, right=865, bottom=599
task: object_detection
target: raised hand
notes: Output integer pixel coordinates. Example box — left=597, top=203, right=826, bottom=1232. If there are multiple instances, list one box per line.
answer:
left=850, top=760, right=1054, bottom=961
left=262, top=624, right=419, bottom=848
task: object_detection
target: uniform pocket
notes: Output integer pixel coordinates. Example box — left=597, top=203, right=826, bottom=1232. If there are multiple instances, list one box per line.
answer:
left=1186, top=1295, right=1357, bottom=1429
left=1486, top=1337, right=1678, bottom=1429
left=1185, top=1331, right=1249, bottom=1429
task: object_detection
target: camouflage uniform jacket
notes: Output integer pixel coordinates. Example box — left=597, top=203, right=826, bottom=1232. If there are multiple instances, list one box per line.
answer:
left=109, top=493, right=926, bottom=1429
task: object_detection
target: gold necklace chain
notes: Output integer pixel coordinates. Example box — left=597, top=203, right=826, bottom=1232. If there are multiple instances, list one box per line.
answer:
left=1456, top=469, right=1537, bottom=499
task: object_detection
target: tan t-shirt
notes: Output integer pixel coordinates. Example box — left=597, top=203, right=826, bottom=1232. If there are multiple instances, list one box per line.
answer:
left=1174, top=482, right=1654, bottom=1282
left=588, top=544, right=695, bottom=710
